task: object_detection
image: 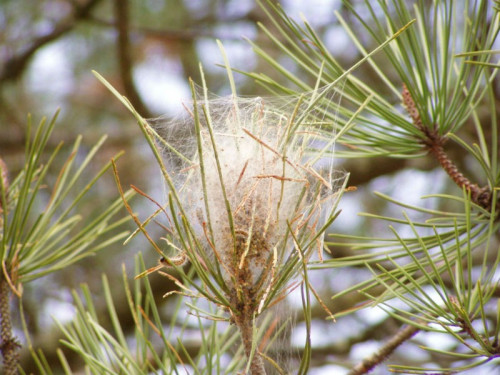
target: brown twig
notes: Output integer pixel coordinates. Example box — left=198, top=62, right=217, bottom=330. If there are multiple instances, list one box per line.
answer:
left=348, top=324, right=420, bottom=375
left=0, top=0, right=102, bottom=83
left=113, top=0, right=152, bottom=118
left=0, top=278, right=20, bottom=375
left=402, top=84, right=493, bottom=210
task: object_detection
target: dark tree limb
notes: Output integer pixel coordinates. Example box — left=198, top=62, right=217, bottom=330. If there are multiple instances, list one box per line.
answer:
left=88, top=16, right=247, bottom=42
left=113, top=0, right=152, bottom=118
left=0, top=0, right=102, bottom=83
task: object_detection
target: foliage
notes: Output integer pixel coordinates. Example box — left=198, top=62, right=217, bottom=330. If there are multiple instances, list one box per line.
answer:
left=0, top=112, right=131, bottom=374
left=0, top=112, right=131, bottom=288
left=30, top=254, right=252, bottom=375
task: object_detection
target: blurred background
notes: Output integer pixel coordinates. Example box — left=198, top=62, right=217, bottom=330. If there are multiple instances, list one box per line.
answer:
left=1, top=0, right=497, bottom=373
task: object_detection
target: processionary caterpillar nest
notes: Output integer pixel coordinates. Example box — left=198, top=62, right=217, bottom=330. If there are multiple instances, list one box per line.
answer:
left=152, top=86, right=346, bottom=307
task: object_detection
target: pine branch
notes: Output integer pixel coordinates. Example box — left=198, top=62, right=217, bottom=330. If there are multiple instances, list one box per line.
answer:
left=402, top=84, right=493, bottom=210
left=0, top=278, right=20, bottom=375
left=348, top=324, right=420, bottom=375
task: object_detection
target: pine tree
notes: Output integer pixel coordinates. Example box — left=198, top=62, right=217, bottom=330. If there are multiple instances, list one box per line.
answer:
left=2, top=0, right=499, bottom=374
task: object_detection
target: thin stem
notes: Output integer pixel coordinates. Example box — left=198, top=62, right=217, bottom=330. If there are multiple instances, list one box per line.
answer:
left=0, top=278, right=19, bottom=375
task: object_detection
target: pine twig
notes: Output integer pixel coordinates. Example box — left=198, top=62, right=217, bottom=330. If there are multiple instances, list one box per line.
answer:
left=402, top=84, right=492, bottom=210
left=228, top=248, right=267, bottom=375
left=0, top=278, right=20, bottom=375
left=348, top=324, right=420, bottom=375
